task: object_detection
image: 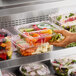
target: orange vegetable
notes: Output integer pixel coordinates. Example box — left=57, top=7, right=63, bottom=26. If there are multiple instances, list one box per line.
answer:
left=1, top=43, right=6, bottom=47
left=20, top=47, right=37, bottom=56
left=6, top=41, right=11, bottom=50
left=32, top=33, right=40, bottom=37
left=25, top=37, right=37, bottom=45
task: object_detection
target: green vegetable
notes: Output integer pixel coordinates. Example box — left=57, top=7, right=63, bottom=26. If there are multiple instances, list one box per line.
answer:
left=70, top=72, right=76, bottom=76
left=22, top=68, right=27, bottom=73
left=69, top=13, right=74, bottom=17
left=67, top=42, right=76, bottom=47
left=65, top=16, right=68, bottom=18
left=50, top=25, right=57, bottom=29
left=53, top=66, right=68, bottom=76
left=55, top=22, right=60, bottom=25
left=56, top=15, right=62, bottom=21
left=72, top=60, right=76, bottom=63
left=50, top=33, right=61, bottom=42
left=69, top=26, right=76, bottom=32
left=20, top=28, right=34, bottom=32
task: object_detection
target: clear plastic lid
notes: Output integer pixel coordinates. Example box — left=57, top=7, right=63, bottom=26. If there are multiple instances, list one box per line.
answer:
left=51, top=54, right=76, bottom=68
left=15, top=21, right=63, bottom=37
left=19, top=63, right=50, bottom=76
left=15, top=21, right=61, bottom=33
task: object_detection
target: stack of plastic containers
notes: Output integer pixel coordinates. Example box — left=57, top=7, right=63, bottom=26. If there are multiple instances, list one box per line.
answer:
left=12, top=21, right=58, bottom=56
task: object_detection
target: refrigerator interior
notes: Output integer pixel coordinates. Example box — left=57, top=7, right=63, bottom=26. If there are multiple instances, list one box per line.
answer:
left=0, top=0, right=76, bottom=76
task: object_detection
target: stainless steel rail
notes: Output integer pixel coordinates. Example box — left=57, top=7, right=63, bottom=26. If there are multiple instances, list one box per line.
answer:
left=0, top=52, right=51, bottom=69
left=0, top=0, right=62, bottom=9
left=1, top=47, right=76, bottom=69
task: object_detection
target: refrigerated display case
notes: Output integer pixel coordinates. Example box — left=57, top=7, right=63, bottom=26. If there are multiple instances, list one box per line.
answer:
left=0, top=0, right=76, bottom=76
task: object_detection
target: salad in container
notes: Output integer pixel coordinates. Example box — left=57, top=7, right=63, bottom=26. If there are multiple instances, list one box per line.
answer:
left=19, top=63, right=50, bottom=76
left=0, top=29, right=13, bottom=60
left=49, top=12, right=76, bottom=33
left=11, top=35, right=53, bottom=56
left=15, top=21, right=63, bottom=46
left=51, top=57, right=76, bottom=76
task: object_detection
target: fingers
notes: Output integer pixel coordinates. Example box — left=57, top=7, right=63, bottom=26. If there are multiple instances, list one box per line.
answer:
left=54, top=30, right=72, bottom=36
left=50, top=37, right=70, bottom=47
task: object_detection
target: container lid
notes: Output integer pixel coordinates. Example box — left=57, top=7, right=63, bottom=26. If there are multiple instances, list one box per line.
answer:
left=14, top=21, right=62, bottom=38
left=19, top=62, right=50, bottom=76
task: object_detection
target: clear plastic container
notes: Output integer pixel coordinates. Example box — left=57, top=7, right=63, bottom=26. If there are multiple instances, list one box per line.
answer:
left=15, top=21, right=64, bottom=46
left=50, top=55, right=76, bottom=76
left=19, top=63, right=50, bottom=76
left=49, top=12, right=76, bottom=32
left=1, top=70, right=16, bottom=76
left=15, top=21, right=61, bottom=33
left=0, top=37, right=12, bottom=60
left=22, top=29, right=54, bottom=46
left=11, top=35, right=53, bottom=56
left=0, top=29, right=13, bottom=60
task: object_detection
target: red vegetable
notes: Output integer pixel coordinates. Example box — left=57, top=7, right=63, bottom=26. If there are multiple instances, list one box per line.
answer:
left=65, top=17, right=76, bottom=23
left=42, top=28, right=47, bottom=30
left=36, top=37, right=45, bottom=43
left=33, top=25, right=41, bottom=30
left=23, top=32, right=29, bottom=36
left=0, top=53, right=7, bottom=60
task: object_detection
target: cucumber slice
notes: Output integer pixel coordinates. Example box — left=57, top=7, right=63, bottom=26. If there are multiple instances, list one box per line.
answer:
left=37, top=24, right=51, bottom=29
left=20, top=28, right=34, bottom=32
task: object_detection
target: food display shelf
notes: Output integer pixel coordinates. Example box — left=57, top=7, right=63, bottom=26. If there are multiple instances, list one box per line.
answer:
left=6, top=60, right=56, bottom=76
left=0, top=51, right=51, bottom=69
left=0, top=46, right=76, bottom=69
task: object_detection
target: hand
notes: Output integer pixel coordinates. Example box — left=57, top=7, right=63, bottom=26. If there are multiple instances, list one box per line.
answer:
left=50, top=30, right=73, bottom=47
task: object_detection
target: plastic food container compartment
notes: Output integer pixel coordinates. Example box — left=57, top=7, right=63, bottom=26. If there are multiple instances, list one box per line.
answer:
left=1, top=70, right=16, bottom=76
left=0, top=29, right=13, bottom=61
left=14, top=21, right=63, bottom=46
left=21, top=29, right=54, bottom=46
left=19, top=62, right=50, bottom=76
left=11, top=35, right=53, bottom=56
left=50, top=55, right=76, bottom=76
left=49, top=12, right=76, bottom=32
